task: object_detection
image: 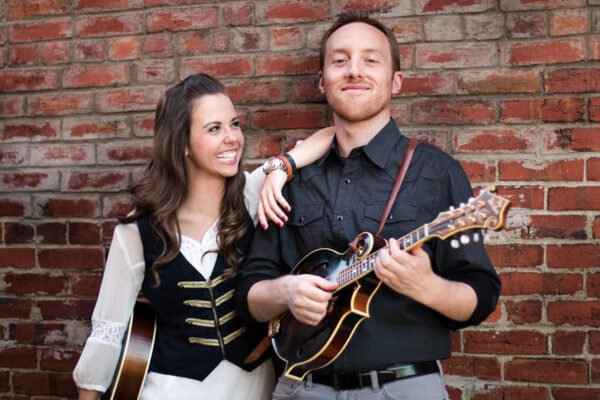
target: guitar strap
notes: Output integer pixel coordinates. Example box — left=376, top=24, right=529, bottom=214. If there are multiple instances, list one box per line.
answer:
left=375, top=138, right=418, bottom=237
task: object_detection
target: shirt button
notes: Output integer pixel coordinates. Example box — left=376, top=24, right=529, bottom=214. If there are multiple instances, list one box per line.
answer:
left=299, top=217, right=305, bottom=223
left=337, top=216, right=344, bottom=221
left=345, top=179, right=351, bottom=184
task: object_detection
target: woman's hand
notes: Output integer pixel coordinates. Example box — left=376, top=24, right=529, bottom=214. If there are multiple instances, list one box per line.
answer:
left=257, top=169, right=289, bottom=229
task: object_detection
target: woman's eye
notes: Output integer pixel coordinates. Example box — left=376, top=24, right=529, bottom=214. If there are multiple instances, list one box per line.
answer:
left=231, top=120, right=241, bottom=129
left=208, top=125, right=220, bottom=133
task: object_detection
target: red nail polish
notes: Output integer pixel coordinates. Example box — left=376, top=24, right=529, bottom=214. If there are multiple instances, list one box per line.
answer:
left=262, top=223, right=267, bottom=230
left=278, top=221, right=283, bottom=227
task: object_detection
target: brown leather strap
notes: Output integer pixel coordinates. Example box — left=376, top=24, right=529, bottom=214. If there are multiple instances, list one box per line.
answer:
left=244, top=336, right=271, bottom=364
left=375, top=138, right=418, bottom=237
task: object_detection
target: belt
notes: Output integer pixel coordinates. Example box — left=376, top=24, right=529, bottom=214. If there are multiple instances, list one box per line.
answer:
left=310, top=361, right=439, bottom=391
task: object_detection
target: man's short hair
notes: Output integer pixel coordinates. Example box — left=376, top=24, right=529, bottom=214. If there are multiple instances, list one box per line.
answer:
left=319, top=11, right=401, bottom=74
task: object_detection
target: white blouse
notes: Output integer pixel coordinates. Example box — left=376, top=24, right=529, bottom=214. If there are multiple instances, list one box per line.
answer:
left=72, top=170, right=275, bottom=400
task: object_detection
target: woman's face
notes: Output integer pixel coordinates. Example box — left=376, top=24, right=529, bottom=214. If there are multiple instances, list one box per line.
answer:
left=186, top=93, right=244, bottom=180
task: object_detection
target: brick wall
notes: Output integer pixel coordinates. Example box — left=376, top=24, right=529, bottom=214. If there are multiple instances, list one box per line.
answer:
left=1, top=0, right=599, bottom=398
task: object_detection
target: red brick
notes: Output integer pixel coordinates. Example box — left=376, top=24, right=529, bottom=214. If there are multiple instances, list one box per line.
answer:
left=464, top=330, right=546, bottom=355
left=391, top=103, right=411, bottom=125
left=591, top=36, right=600, bottom=60
left=177, top=30, right=229, bottom=54
left=399, top=71, right=455, bottom=96
left=547, top=244, right=600, bottom=268
left=76, top=13, right=143, bottom=37
left=0, top=370, right=7, bottom=392
left=0, top=248, right=34, bottom=268
left=0, top=95, right=25, bottom=117
left=464, top=13, right=504, bottom=40
left=416, top=42, right=497, bottom=68
left=505, top=358, right=587, bottom=384
left=0, top=197, right=30, bottom=217
left=40, top=41, right=69, bottom=64
left=69, top=222, right=100, bottom=245
left=38, top=299, right=95, bottom=320
left=96, top=87, right=163, bottom=112
left=134, top=59, right=175, bottom=84
left=553, top=388, right=600, bottom=400
left=37, top=222, right=67, bottom=244
left=500, top=0, right=585, bottom=10
left=424, top=15, right=462, bottom=41
left=415, top=0, right=495, bottom=13
left=252, top=105, right=326, bottom=130
left=256, top=53, right=319, bottom=76
left=258, top=1, right=329, bottom=23
left=548, top=301, right=600, bottom=326
left=593, top=215, right=600, bottom=239
left=387, top=18, right=422, bottom=43
left=108, top=37, right=141, bottom=60
left=0, top=69, right=58, bottom=91
left=7, top=0, right=69, bottom=20
left=487, top=244, right=543, bottom=268
left=552, top=331, right=585, bottom=355
left=146, top=7, right=218, bottom=32
left=505, top=38, right=585, bottom=66
left=460, top=161, right=496, bottom=183
left=227, top=81, right=287, bottom=104
left=38, top=248, right=104, bottom=270
left=497, top=185, right=545, bottom=209
left=4, top=222, right=34, bottom=244
left=413, top=99, right=495, bottom=125
left=443, top=356, right=501, bottom=380
left=0, top=145, right=27, bottom=166
left=37, top=197, right=100, bottom=218
left=13, top=371, right=77, bottom=396
left=133, top=114, right=155, bottom=137
left=142, top=34, right=174, bottom=58
left=505, top=300, right=542, bottom=324
left=224, top=2, right=252, bottom=26
left=549, top=9, right=589, bottom=36
left=40, top=349, right=79, bottom=371
left=518, top=214, right=587, bottom=239
left=0, top=347, right=36, bottom=369
left=592, top=98, right=600, bottom=122
left=4, top=273, right=66, bottom=295
left=76, top=0, right=144, bottom=12
left=72, top=273, right=102, bottom=296
left=63, top=115, right=130, bottom=139
left=399, top=45, right=415, bottom=69
left=549, top=187, right=600, bottom=211
left=500, top=97, right=584, bottom=123
left=180, top=55, right=252, bottom=78
left=102, top=220, right=119, bottom=245
left=9, top=17, right=72, bottom=42
left=63, top=63, right=129, bottom=88
left=271, top=26, right=305, bottom=50
left=458, top=70, right=540, bottom=94
left=98, top=140, right=152, bottom=165
left=28, top=92, right=93, bottom=116
left=64, top=170, right=129, bottom=191
left=501, top=272, right=582, bottom=296
left=73, top=39, right=106, bottom=61
left=0, top=297, right=32, bottom=318
left=1, top=171, right=59, bottom=191
left=10, top=322, right=75, bottom=346
left=544, top=127, right=600, bottom=153
left=30, top=144, right=95, bottom=166
left=103, top=195, right=133, bottom=219
left=8, top=43, right=38, bottom=65
left=453, top=127, right=536, bottom=153
left=499, top=159, right=583, bottom=181
left=507, top=13, right=547, bottom=38
left=545, top=68, right=600, bottom=94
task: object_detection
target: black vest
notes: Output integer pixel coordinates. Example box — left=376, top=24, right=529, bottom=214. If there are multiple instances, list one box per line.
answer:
left=137, top=214, right=269, bottom=381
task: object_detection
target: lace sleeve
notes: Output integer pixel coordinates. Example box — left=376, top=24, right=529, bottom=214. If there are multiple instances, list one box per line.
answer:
left=73, top=223, right=145, bottom=392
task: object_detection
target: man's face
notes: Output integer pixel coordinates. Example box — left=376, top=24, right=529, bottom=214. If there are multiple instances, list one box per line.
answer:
left=319, top=22, right=402, bottom=123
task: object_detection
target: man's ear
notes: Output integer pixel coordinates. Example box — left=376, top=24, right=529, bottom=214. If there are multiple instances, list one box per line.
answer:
left=318, top=71, right=325, bottom=94
left=391, top=71, right=403, bottom=95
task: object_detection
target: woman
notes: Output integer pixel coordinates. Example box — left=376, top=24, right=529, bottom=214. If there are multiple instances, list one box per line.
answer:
left=73, top=73, right=333, bottom=400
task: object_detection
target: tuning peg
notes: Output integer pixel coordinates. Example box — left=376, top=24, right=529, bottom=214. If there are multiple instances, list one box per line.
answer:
left=468, top=197, right=475, bottom=203
left=460, top=202, right=465, bottom=207
left=449, top=206, right=455, bottom=211
left=450, top=239, right=460, bottom=248
left=460, top=235, right=470, bottom=245
left=472, top=232, right=480, bottom=242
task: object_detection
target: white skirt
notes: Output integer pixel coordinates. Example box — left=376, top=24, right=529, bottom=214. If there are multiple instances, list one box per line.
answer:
left=141, top=359, right=275, bottom=400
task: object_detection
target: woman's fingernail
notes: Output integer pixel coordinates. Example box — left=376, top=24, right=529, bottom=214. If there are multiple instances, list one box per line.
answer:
left=283, top=215, right=288, bottom=222
left=286, top=206, right=291, bottom=212
left=278, top=221, right=283, bottom=227
left=262, top=223, right=267, bottom=230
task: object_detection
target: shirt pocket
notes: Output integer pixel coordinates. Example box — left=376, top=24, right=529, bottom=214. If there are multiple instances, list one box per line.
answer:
left=287, top=203, right=325, bottom=255
left=362, top=201, right=419, bottom=238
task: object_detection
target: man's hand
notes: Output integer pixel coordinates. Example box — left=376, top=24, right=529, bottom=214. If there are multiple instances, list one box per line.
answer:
left=285, top=275, right=338, bottom=326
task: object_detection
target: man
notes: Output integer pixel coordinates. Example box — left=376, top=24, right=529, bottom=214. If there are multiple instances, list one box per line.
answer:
left=236, top=11, right=501, bottom=400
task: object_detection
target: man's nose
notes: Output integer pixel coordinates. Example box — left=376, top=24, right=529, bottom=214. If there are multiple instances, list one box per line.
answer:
left=346, top=59, right=362, bottom=79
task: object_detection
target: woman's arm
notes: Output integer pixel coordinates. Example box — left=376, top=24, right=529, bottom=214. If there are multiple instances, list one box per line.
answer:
left=257, top=126, right=335, bottom=228
left=78, top=389, right=101, bottom=400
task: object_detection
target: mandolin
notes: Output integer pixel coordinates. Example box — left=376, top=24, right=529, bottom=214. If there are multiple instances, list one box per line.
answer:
left=269, top=186, right=510, bottom=381
left=102, top=300, right=157, bottom=400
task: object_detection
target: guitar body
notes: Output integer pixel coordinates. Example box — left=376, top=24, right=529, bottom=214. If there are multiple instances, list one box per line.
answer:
left=102, top=300, right=157, bottom=400
left=272, top=233, right=384, bottom=381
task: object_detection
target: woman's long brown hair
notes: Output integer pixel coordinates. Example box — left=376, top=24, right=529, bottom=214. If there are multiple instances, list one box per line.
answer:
left=120, top=73, right=252, bottom=285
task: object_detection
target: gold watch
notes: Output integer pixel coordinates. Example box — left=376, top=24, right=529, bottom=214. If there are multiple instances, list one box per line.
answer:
left=262, top=156, right=288, bottom=175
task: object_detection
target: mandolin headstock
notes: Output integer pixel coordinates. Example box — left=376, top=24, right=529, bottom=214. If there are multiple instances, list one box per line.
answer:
left=428, top=186, right=510, bottom=240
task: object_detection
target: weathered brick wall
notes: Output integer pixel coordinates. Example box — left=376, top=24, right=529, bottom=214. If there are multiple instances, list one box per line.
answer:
left=0, top=0, right=599, bottom=398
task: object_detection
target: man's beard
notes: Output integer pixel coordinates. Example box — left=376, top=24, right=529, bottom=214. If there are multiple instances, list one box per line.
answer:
left=325, top=86, right=391, bottom=123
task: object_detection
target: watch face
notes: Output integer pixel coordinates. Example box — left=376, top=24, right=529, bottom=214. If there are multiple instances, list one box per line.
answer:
left=263, top=157, right=283, bottom=174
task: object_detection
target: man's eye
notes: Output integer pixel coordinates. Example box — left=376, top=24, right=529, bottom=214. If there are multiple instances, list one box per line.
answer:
left=366, top=58, right=379, bottom=64
left=333, top=58, right=347, bottom=64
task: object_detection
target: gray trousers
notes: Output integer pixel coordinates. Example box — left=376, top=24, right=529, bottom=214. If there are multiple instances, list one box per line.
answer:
left=272, top=363, right=449, bottom=400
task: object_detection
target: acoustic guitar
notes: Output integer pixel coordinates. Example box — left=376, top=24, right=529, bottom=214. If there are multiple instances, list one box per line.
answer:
left=102, top=300, right=157, bottom=400
left=269, top=186, right=510, bottom=381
